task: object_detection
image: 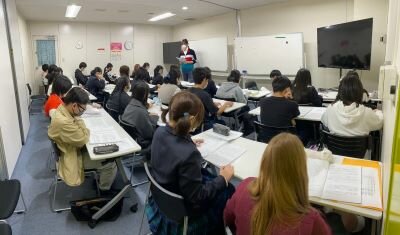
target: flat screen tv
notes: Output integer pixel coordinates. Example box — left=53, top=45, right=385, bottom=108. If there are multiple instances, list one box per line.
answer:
left=163, top=41, right=181, bottom=64
left=317, top=18, right=373, bottom=70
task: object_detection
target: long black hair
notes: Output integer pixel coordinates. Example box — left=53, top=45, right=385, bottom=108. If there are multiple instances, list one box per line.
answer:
left=131, top=81, right=149, bottom=106
left=227, top=69, right=241, bottom=83
left=112, top=76, right=130, bottom=95
left=292, top=68, right=312, bottom=102
left=164, top=68, right=181, bottom=85
left=336, top=74, right=364, bottom=106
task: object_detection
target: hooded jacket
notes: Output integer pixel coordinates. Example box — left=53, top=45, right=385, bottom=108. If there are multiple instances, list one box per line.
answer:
left=321, top=101, right=383, bottom=136
left=216, top=82, right=247, bottom=104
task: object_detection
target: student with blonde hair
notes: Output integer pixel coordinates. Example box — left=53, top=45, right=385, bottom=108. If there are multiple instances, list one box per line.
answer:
left=224, top=133, right=331, bottom=235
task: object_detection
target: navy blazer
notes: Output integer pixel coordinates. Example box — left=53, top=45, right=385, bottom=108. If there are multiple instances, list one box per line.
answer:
left=150, top=126, right=226, bottom=214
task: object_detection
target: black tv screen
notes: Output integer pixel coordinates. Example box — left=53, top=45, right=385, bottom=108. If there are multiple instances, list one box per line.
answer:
left=163, top=41, right=181, bottom=64
left=317, top=18, right=373, bottom=70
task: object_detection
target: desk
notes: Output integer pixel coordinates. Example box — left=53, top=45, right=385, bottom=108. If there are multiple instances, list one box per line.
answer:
left=213, top=98, right=246, bottom=113
left=249, top=106, right=326, bottom=122
left=82, top=108, right=142, bottom=224
left=104, top=84, right=116, bottom=94
left=318, top=91, right=382, bottom=103
left=193, top=133, right=383, bottom=221
left=243, top=89, right=270, bottom=100
left=147, top=103, right=167, bottom=127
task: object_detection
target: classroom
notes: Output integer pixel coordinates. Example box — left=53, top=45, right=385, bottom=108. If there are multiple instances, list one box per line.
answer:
left=0, top=0, right=399, bottom=234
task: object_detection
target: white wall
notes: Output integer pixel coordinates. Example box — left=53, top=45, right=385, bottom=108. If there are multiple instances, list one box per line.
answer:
left=172, top=0, right=388, bottom=90
left=29, top=21, right=172, bottom=92
left=6, top=0, right=30, bottom=142
left=0, top=0, right=23, bottom=176
left=18, top=12, right=35, bottom=95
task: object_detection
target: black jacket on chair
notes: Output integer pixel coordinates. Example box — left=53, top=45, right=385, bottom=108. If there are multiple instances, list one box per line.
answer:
left=150, top=125, right=227, bottom=215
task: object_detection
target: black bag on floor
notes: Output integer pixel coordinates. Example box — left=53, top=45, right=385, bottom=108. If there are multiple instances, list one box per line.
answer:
left=70, top=197, right=123, bottom=222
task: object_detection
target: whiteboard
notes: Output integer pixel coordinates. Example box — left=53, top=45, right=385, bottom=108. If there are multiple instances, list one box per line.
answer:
left=190, top=37, right=228, bottom=72
left=235, top=33, right=304, bottom=76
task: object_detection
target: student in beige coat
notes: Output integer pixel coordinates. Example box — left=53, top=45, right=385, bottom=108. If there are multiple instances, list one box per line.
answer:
left=48, top=87, right=117, bottom=191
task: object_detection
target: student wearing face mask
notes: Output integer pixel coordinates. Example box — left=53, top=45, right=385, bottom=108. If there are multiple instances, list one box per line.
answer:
left=87, top=67, right=108, bottom=102
left=48, top=87, right=117, bottom=193
left=75, top=62, right=89, bottom=86
left=44, top=75, right=72, bottom=118
left=104, top=63, right=116, bottom=84
left=178, top=38, right=197, bottom=82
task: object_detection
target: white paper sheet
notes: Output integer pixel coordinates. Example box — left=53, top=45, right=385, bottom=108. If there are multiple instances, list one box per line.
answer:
left=299, top=106, right=314, bottom=117
left=83, top=117, right=114, bottom=132
left=361, top=167, right=382, bottom=209
left=89, top=129, right=122, bottom=144
left=303, top=107, right=326, bottom=120
left=196, top=137, right=227, bottom=157
left=307, top=158, right=330, bottom=197
left=321, top=164, right=362, bottom=204
left=205, top=143, right=246, bottom=167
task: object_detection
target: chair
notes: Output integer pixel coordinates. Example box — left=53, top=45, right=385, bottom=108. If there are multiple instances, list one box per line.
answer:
left=0, top=222, right=11, bottom=235
left=254, top=121, right=296, bottom=143
left=320, top=129, right=369, bottom=158
left=105, top=103, right=120, bottom=123
left=245, top=81, right=258, bottom=90
left=118, top=117, right=150, bottom=187
left=139, top=162, right=189, bottom=235
left=49, top=140, right=100, bottom=213
left=0, top=179, right=27, bottom=235
left=26, top=83, right=47, bottom=113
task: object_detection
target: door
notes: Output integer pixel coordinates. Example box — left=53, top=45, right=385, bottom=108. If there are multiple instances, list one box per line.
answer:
left=31, top=35, right=58, bottom=95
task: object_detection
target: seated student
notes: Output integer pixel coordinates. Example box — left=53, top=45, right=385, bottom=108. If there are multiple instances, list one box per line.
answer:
left=131, top=68, right=158, bottom=93
left=142, top=62, right=151, bottom=83
left=269, top=69, right=282, bottom=80
left=152, top=65, right=164, bottom=85
left=188, top=67, right=233, bottom=130
left=103, top=63, right=116, bottom=84
left=204, top=67, right=218, bottom=98
left=322, top=74, right=383, bottom=136
left=121, top=82, right=158, bottom=148
left=130, top=64, right=140, bottom=79
left=75, top=62, right=89, bottom=86
left=48, top=87, right=117, bottom=192
left=44, top=75, right=72, bottom=118
left=216, top=69, right=254, bottom=135
left=118, top=65, right=130, bottom=82
left=86, top=67, right=107, bottom=102
left=42, top=64, right=49, bottom=94
left=260, top=75, right=300, bottom=127
left=216, top=69, right=247, bottom=103
left=158, top=68, right=181, bottom=105
left=146, top=91, right=235, bottom=234
left=224, top=133, right=332, bottom=235
left=292, top=68, right=323, bottom=106
left=346, top=70, right=370, bottom=103
left=46, top=64, right=59, bottom=87
left=106, top=76, right=131, bottom=117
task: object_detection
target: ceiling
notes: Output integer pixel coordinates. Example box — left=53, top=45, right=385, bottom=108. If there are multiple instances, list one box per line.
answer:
left=16, top=0, right=287, bottom=26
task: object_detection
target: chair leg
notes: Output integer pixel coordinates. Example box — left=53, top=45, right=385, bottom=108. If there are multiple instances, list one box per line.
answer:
left=183, top=216, right=188, bottom=235
left=51, top=175, right=70, bottom=213
left=14, top=193, right=27, bottom=214
left=138, top=184, right=151, bottom=235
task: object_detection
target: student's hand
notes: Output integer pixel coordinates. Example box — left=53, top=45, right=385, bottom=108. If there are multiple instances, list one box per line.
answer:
left=223, top=101, right=233, bottom=107
left=220, top=165, right=234, bottom=183
left=156, top=84, right=161, bottom=89
left=193, top=138, right=204, bottom=147
left=147, top=102, right=153, bottom=108
left=214, top=102, right=222, bottom=108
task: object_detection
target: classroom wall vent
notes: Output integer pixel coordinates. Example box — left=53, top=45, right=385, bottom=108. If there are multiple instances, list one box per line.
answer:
left=95, top=9, right=106, bottom=12
left=184, top=18, right=196, bottom=21
left=118, top=10, right=129, bottom=13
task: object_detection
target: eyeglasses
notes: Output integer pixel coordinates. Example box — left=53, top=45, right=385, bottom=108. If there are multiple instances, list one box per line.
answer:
left=77, top=104, right=86, bottom=113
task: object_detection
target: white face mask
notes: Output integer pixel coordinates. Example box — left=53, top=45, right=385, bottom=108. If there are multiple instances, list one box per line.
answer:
left=181, top=45, right=187, bottom=51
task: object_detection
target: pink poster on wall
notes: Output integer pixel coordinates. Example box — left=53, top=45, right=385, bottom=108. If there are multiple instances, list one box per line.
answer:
left=110, top=42, right=123, bottom=52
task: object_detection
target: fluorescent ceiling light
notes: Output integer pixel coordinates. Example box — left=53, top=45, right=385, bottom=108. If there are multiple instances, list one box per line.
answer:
left=148, top=12, right=176, bottom=22
left=182, top=6, right=188, bottom=10
left=65, top=4, right=81, bottom=18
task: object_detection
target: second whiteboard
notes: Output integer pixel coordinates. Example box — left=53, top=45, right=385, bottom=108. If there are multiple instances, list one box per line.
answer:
left=235, top=33, right=304, bottom=76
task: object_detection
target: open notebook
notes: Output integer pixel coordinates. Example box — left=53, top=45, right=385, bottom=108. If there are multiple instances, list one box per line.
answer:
left=308, top=158, right=382, bottom=210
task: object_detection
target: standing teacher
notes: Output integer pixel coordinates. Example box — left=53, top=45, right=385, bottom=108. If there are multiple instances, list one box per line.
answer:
left=178, top=39, right=197, bottom=82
